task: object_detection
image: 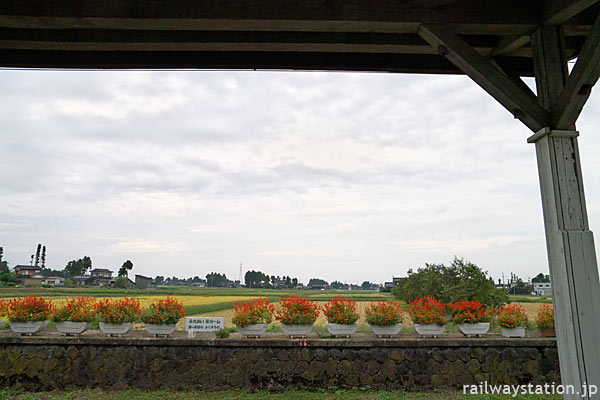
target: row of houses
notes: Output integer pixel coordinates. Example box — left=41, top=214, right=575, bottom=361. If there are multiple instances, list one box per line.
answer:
left=13, top=265, right=157, bottom=289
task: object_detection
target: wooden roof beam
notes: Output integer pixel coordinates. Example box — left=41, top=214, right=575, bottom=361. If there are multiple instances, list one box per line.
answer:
left=418, top=23, right=547, bottom=132
left=542, top=0, right=600, bottom=25
left=552, top=11, right=600, bottom=129
left=491, top=35, right=531, bottom=56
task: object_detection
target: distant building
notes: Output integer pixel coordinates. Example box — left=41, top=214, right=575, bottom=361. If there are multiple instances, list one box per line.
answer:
left=384, top=277, right=406, bottom=289
left=14, top=265, right=41, bottom=276
left=14, top=265, right=44, bottom=286
left=191, top=282, right=206, bottom=287
left=534, top=282, right=552, bottom=296
left=308, top=284, right=328, bottom=290
left=135, top=274, right=157, bottom=289
left=72, top=275, right=92, bottom=286
left=42, top=276, right=65, bottom=286
left=272, top=279, right=287, bottom=289
left=90, top=268, right=113, bottom=286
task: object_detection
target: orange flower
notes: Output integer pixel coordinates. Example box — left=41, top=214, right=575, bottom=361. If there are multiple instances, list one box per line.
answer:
left=94, top=297, right=141, bottom=324
left=365, top=301, right=403, bottom=326
left=323, top=296, right=359, bottom=325
left=232, top=298, right=274, bottom=327
left=497, top=304, right=527, bottom=328
left=274, top=296, right=320, bottom=325
left=535, top=304, right=554, bottom=330
left=407, top=296, right=447, bottom=326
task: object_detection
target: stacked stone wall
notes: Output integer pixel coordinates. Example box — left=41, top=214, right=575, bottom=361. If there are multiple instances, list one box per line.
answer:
left=0, top=337, right=559, bottom=391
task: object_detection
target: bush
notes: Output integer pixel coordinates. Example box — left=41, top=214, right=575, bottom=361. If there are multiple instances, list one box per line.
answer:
left=215, top=328, right=230, bottom=338
left=52, top=296, right=96, bottom=323
left=323, top=296, right=359, bottom=325
left=232, top=298, right=274, bottom=327
left=392, top=257, right=509, bottom=308
left=113, top=276, right=129, bottom=289
left=365, top=301, right=403, bottom=326
left=275, top=296, right=320, bottom=325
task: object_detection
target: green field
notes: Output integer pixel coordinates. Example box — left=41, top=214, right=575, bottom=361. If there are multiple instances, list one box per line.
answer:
left=0, top=389, right=562, bottom=400
left=0, top=286, right=394, bottom=302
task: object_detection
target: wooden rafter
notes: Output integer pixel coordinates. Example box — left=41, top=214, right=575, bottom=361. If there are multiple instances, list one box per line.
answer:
left=418, top=23, right=547, bottom=132
left=542, top=0, right=600, bottom=25
left=552, top=12, right=600, bottom=129
left=491, top=35, right=531, bottom=56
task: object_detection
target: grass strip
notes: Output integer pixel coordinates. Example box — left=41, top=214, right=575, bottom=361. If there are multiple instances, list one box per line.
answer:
left=0, top=388, right=563, bottom=400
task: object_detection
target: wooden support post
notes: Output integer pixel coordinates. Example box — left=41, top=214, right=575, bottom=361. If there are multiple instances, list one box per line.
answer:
left=531, top=26, right=600, bottom=400
left=528, top=128, right=600, bottom=399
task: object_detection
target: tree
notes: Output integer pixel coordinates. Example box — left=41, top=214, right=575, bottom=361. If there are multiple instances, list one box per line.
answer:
left=34, top=244, right=42, bottom=267
left=118, top=260, right=134, bottom=277
left=292, top=278, right=298, bottom=288
left=392, top=257, right=509, bottom=307
left=330, top=281, right=346, bottom=289
left=41, top=246, right=46, bottom=268
left=154, top=276, right=164, bottom=285
left=361, top=281, right=378, bottom=290
left=113, top=276, right=129, bottom=289
left=531, top=273, right=550, bottom=283
left=0, top=247, right=17, bottom=285
left=40, top=267, right=65, bottom=278
left=206, top=272, right=229, bottom=287
left=510, top=277, right=534, bottom=295
left=244, top=270, right=271, bottom=288
left=308, top=278, right=328, bottom=287
left=64, top=256, right=92, bottom=277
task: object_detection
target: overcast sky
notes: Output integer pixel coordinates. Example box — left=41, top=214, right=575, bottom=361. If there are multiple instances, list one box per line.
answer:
left=1, top=68, right=599, bottom=285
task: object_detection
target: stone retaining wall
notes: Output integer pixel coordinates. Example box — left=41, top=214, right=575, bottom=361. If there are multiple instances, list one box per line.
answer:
left=0, top=337, right=560, bottom=391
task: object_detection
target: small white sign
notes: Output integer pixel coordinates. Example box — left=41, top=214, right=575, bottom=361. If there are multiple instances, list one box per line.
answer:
left=185, top=317, right=225, bottom=338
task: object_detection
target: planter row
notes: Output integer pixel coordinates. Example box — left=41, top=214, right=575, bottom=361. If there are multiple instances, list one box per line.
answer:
left=4, top=321, right=534, bottom=338
left=239, top=322, right=530, bottom=338
left=5, top=321, right=179, bottom=337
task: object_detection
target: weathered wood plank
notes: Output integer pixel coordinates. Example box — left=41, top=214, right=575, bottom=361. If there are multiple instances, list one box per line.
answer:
left=542, top=0, right=600, bottom=25
left=418, top=23, right=547, bottom=132
left=491, top=35, right=531, bottom=56
left=0, top=0, right=540, bottom=25
left=552, top=12, right=600, bottom=129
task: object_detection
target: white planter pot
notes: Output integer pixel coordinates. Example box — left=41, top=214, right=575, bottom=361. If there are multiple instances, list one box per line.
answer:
left=55, top=321, right=91, bottom=336
left=501, top=326, right=526, bottom=338
left=413, top=323, right=445, bottom=337
left=10, top=321, right=45, bottom=335
left=237, top=323, right=267, bottom=338
left=456, top=322, right=490, bottom=337
left=282, top=324, right=313, bottom=338
left=99, top=322, right=133, bottom=337
left=326, top=323, right=358, bottom=337
left=145, top=323, right=178, bottom=337
left=370, top=323, right=402, bottom=337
